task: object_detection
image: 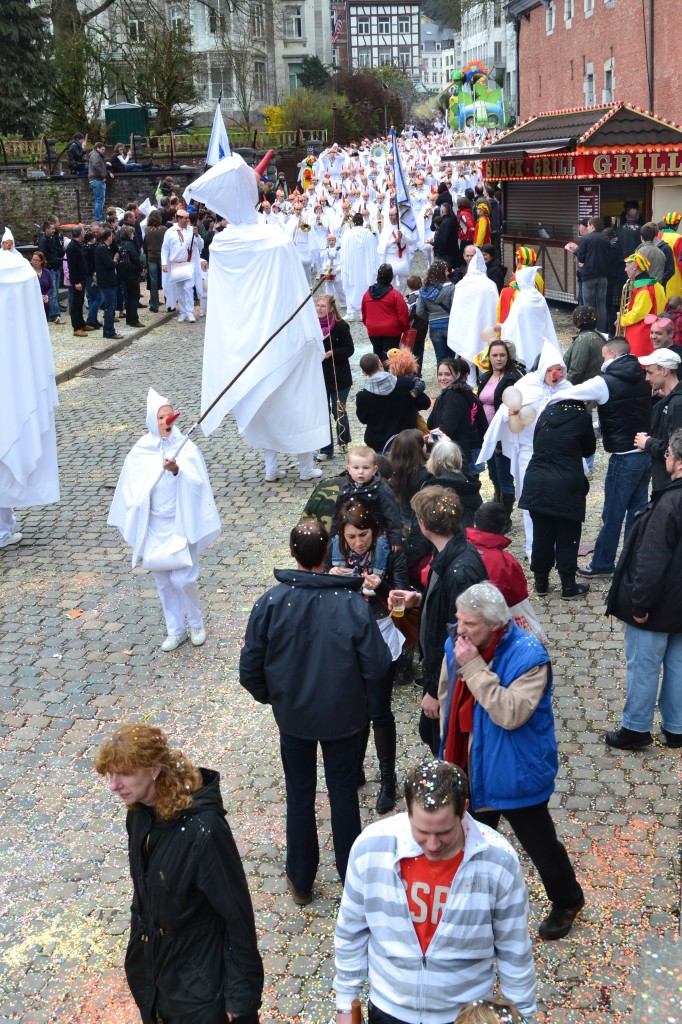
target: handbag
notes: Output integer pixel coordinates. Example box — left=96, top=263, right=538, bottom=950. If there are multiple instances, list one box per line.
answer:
left=400, top=328, right=417, bottom=350
left=142, top=535, right=192, bottom=572
left=170, top=262, right=194, bottom=283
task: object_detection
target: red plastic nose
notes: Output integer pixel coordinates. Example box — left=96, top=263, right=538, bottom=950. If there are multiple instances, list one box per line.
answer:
left=166, top=412, right=181, bottom=425
left=551, top=371, right=563, bottom=381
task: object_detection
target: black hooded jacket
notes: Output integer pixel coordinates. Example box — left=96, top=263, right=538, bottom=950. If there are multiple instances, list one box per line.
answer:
left=519, top=400, right=596, bottom=521
left=124, top=769, right=263, bottom=1024
left=239, top=569, right=391, bottom=739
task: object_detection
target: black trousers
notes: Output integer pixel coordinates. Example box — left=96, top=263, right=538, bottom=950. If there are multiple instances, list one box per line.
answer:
left=120, top=272, right=141, bottom=325
left=368, top=334, right=401, bottom=359
left=529, top=511, right=582, bottom=574
left=279, top=731, right=361, bottom=894
left=474, top=801, right=582, bottom=908
left=69, top=285, right=86, bottom=330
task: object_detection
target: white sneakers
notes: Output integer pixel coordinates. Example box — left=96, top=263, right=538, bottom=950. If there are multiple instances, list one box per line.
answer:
left=190, top=626, right=206, bottom=647
left=161, top=632, right=187, bottom=652
left=0, top=532, right=23, bottom=549
left=187, top=315, right=196, bottom=323
left=177, top=314, right=186, bottom=323
left=265, top=469, right=287, bottom=482
left=161, top=627, right=206, bottom=650
left=299, top=467, right=323, bottom=480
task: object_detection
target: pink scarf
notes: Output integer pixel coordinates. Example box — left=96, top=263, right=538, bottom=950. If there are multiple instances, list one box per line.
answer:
left=318, top=313, right=336, bottom=336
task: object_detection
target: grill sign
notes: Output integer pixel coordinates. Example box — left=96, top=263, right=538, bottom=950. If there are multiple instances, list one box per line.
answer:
left=483, top=149, right=682, bottom=180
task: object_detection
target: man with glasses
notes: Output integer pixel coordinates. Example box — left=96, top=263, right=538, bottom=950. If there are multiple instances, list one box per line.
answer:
left=605, top=427, right=682, bottom=750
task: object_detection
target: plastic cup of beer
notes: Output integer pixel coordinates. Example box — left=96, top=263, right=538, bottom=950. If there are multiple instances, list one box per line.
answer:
left=392, top=594, right=406, bottom=618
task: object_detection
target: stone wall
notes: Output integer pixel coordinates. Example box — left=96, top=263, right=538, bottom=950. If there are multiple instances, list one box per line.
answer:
left=0, top=169, right=201, bottom=244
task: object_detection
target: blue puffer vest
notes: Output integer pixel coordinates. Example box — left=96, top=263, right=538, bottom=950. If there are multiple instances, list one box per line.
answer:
left=445, top=621, right=557, bottom=811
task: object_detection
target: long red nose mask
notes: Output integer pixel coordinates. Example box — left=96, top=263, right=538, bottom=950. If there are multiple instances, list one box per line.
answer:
left=551, top=370, right=563, bottom=382
left=165, top=412, right=181, bottom=426
left=254, top=149, right=275, bottom=179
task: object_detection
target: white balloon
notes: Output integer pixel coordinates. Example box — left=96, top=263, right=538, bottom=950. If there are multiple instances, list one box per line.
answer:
left=508, top=413, right=525, bottom=433
left=519, top=405, right=537, bottom=425
left=502, top=386, right=523, bottom=414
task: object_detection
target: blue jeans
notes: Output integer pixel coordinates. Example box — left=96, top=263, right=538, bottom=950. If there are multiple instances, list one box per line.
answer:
left=85, top=275, right=103, bottom=324
left=279, top=732, right=361, bottom=894
left=429, top=323, right=451, bottom=364
left=487, top=450, right=515, bottom=495
left=100, top=286, right=117, bottom=337
left=47, top=269, right=61, bottom=319
left=591, top=451, right=651, bottom=571
left=582, top=275, right=609, bottom=334
left=320, top=386, right=351, bottom=455
left=147, top=259, right=161, bottom=310
left=622, top=624, right=682, bottom=733
left=89, top=179, right=106, bottom=221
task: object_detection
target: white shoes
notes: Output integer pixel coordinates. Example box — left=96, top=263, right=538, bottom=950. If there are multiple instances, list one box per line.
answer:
left=265, top=469, right=286, bottom=481
left=299, top=467, right=323, bottom=480
left=187, top=315, right=196, bottom=323
left=0, top=532, right=23, bottom=549
left=161, top=632, right=187, bottom=652
left=190, top=626, right=206, bottom=647
left=177, top=314, right=186, bottom=323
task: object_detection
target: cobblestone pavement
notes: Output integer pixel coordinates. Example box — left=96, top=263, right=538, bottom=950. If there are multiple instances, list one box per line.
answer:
left=0, top=297, right=680, bottom=1024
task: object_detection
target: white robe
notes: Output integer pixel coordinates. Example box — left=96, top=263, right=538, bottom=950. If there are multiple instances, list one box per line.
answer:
left=340, top=225, right=379, bottom=314
left=502, top=265, right=560, bottom=370
left=447, top=249, right=499, bottom=366
left=0, top=250, right=60, bottom=508
left=108, top=388, right=221, bottom=568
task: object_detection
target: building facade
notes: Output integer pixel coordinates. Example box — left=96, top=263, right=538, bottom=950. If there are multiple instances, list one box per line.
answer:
left=346, top=1, right=421, bottom=82
left=459, top=0, right=517, bottom=118
left=420, top=16, right=457, bottom=94
left=508, top=0, right=677, bottom=123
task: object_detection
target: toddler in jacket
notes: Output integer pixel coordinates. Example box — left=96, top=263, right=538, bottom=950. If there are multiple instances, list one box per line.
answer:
left=331, top=445, right=402, bottom=549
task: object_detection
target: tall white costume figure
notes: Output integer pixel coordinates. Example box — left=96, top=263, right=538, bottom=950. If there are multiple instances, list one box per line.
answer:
left=184, top=154, right=329, bottom=481
left=2, top=227, right=16, bottom=251
left=447, top=248, right=499, bottom=385
left=163, top=222, right=196, bottom=322
left=479, top=341, right=571, bottom=560
left=285, top=209, right=314, bottom=288
left=320, top=236, right=346, bottom=307
left=340, top=217, right=379, bottom=320
left=502, top=265, right=560, bottom=370
left=377, top=209, right=416, bottom=293
left=108, top=388, right=221, bottom=651
left=0, top=249, right=60, bottom=547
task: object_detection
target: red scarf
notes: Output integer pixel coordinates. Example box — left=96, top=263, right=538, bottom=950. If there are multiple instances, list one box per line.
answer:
left=443, top=628, right=505, bottom=768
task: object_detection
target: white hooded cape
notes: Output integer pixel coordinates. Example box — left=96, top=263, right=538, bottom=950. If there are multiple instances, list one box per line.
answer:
left=0, top=249, right=60, bottom=507
left=501, top=265, right=560, bottom=369
left=479, top=340, right=572, bottom=486
left=185, top=155, right=328, bottom=450
left=447, top=249, right=499, bottom=362
left=340, top=225, right=379, bottom=312
left=108, top=388, right=221, bottom=567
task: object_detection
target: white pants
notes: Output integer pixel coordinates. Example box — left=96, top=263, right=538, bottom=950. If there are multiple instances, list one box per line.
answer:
left=176, top=279, right=194, bottom=317
left=264, top=449, right=315, bottom=476
left=0, top=508, right=16, bottom=541
left=516, top=445, right=534, bottom=560
left=325, top=278, right=346, bottom=307
left=152, top=543, right=203, bottom=635
left=421, top=242, right=434, bottom=268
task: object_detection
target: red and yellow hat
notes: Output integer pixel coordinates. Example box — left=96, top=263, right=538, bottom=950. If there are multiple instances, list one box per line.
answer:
left=515, top=245, right=537, bottom=266
left=478, top=202, right=490, bottom=214
left=625, top=252, right=650, bottom=272
left=664, top=211, right=682, bottom=227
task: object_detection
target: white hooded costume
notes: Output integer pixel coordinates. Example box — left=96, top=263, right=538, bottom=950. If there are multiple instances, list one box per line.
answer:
left=447, top=249, right=499, bottom=382
left=2, top=227, right=16, bottom=251
left=502, top=265, right=560, bottom=369
left=108, top=388, right=220, bottom=637
left=0, top=248, right=60, bottom=544
left=340, top=223, right=379, bottom=318
left=479, top=341, right=571, bottom=559
left=184, top=155, right=328, bottom=476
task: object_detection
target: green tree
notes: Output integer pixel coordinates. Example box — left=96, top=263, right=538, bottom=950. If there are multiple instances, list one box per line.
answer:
left=298, top=55, right=331, bottom=91
left=47, top=32, right=114, bottom=139
left=0, top=0, right=54, bottom=137
left=118, top=23, right=202, bottom=132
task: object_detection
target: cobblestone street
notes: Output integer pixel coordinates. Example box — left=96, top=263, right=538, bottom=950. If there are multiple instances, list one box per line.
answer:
left=0, top=307, right=680, bottom=1024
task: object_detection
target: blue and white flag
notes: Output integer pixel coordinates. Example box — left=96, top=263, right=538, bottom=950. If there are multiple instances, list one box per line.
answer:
left=390, top=128, right=416, bottom=232
left=206, top=100, right=231, bottom=166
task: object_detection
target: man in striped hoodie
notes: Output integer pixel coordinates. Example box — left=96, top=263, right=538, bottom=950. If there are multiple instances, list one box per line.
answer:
left=333, top=761, right=537, bottom=1024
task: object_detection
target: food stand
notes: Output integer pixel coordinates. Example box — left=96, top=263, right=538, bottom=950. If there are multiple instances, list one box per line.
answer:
left=445, top=102, right=682, bottom=301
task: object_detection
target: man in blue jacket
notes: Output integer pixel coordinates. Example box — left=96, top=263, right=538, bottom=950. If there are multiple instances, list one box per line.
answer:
left=239, top=518, right=391, bottom=905
left=441, top=582, right=584, bottom=940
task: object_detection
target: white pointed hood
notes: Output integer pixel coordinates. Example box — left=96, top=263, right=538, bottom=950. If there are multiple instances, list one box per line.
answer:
left=183, top=154, right=259, bottom=225
left=146, top=387, right=169, bottom=438
left=447, top=247, right=499, bottom=362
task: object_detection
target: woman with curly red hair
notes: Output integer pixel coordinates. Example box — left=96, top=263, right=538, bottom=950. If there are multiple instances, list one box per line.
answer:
left=95, top=723, right=263, bottom=1024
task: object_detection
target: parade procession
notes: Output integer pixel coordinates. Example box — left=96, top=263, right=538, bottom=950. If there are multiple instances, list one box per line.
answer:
left=1, top=2, right=682, bottom=1022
